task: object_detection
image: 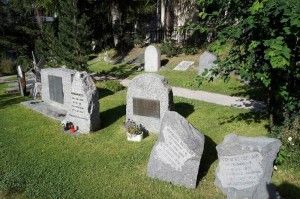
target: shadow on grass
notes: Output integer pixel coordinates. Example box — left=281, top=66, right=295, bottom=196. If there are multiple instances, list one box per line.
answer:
left=219, top=111, right=268, bottom=128
left=275, top=181, right=300, bottom=198
left=161, top=59, right=169, bottom=66
left=0, top=93, right=27, bottom=109
left=100, top=105, right=126, bottom=129
left=98, top=88, right=115, bottom=99
left=197, top=135, right=217, bottom=186
left=174, top=102, right=194, bottom=118
left=96, top=63, right=136, bottom=79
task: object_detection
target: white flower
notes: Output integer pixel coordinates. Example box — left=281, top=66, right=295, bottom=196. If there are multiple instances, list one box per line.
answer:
left=273, top=165, right=278, bottom=171
left=292, top=143, right=295, bottom=146
left=288, top=137, right=293, bottom=142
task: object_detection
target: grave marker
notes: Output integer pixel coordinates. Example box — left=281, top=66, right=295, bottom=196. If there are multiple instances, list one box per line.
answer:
left=144, top=45, right=161, bottom=72
left=198, top=51, right=218, bottom=75
left=215, top=133, right=281, bottom=199
left=147, top=111, right=205, bottom=188
left=126, top=73, right=173, bottom=134
left=64, top=71, right=100, bottom=133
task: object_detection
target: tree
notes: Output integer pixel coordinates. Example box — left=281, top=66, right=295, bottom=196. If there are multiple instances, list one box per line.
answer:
left=196, top=0, right=300, bottom=127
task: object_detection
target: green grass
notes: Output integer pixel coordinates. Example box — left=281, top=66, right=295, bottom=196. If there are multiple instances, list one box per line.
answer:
left=88, top=49, right=266, bottom=101
left=0, top=83, right=299, bottom=199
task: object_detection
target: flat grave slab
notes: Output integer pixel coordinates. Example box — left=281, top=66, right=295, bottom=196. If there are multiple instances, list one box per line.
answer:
left=21, top=100, right=67, bottom=121
left=173, top=61, right=194, bottom=71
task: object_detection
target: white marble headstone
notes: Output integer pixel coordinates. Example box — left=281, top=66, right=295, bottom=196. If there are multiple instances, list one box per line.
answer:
left=144, top=45, right=161, bottom=72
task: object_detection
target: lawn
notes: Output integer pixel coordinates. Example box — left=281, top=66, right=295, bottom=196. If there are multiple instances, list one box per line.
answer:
left=88, top=48, right=267, bottom=101
left=0, top=80, right=299, bottom=198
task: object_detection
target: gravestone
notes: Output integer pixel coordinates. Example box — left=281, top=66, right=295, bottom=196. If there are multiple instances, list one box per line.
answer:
left=173, top=61, right=194, bottom=71
left=144, top=45, right=161, bottom=72
left=64, top=71, right=100, bottom=133
left=41, top=68, right=76, bottom=111
left=198, top=51, right=218, bottom=75
left=126, top=73, right=173, bottom=134
left=17, top=65, right=26, bottom=96
left=147, top=111, right=205, bottom=188
left=215, top=133, right=281, bottom=199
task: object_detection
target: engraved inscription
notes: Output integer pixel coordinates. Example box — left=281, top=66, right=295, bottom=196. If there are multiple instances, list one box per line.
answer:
left=70, top=91, right=87, bottom=120
left=48, top=75, right=64, bottom=104
left=133, top=98, right=160, bottom=118
left=217, top=152, right=263, bottom=190
left=155, top=126, right=196, bottom=171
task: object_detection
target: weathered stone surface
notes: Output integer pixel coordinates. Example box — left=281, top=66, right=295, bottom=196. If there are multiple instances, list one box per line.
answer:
left=41, top=68, right=76, bottom=111
left=64, top=71, right=100, bottom=133
left=198, top=51, right=218, bottom=75
left=215, top=133, right=281, bottom=199
left=126, top=73, right=173, bottom=134
left=147, top=111, right=205, bottom=189
left=173, top=61, right=194, bottom=71
left=144, top=45, right=161, bottom=72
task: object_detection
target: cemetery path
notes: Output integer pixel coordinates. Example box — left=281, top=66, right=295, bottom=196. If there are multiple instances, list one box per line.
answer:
left=120, top=79, right=265, bottom=112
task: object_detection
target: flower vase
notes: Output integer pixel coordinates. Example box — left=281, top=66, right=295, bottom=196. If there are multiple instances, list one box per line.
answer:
left=127, top=132, right=143, bottom=142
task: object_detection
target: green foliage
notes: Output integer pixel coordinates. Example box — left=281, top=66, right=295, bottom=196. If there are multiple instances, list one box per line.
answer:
left=95, top=80, right=124, bottom=93
left=196, top=0, right=300, bottom=123
left=272, top=113, right=300, bottom=168
left=160, top=41, right=179, bottom=57
left=0, top=59, right=15, bottom=75
left=125, top=119, right=142, bottom=135
left=181, top=46, right=199, bottom=55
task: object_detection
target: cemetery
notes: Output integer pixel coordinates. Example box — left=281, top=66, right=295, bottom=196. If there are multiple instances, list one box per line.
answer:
left=0, top=45, right=299, bottom=199
left=1, top=1, right=300, bottom=198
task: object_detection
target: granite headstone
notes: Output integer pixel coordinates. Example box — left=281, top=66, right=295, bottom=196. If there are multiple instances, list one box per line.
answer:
left=144, top=45, right=161, bottom=72
left=126, top=73, right=173, bottom=134
left=198, top=51, right=218, bottom=75
left=147, top=111, right=205, bottom=188
left=64, top=71, right=100, bottom=133
left=215, top=133, right=281, bottom=199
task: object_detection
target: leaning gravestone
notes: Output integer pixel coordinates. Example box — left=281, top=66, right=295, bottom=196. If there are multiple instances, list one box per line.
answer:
left=198, top=51, right=218, bottom=75
left=126, top=73, right=173, bottom=134
left=147, top=111, right=205, bottom=188
left=144, top=45, right=161, bottom=72
left=63, top=71, right=100, bottom=133
left=215, top=133, right=281, bottom=199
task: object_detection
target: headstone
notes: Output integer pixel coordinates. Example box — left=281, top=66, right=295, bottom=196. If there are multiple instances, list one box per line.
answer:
left=41, top=68, right=76, bottom=111
left=126, top=73, right=173, bottom=134
left=17, top=65, right=26, bottom=96
left=198, top=51, right=218, bottom=75
left=63, top=71, right=100, bottom=133
left=215, top=133, right=281, bottom=199
left=144, top=45, right=161, bottom=72
left=147, top=111, right=205, bottom=188
left=173, top=61, right=194, bottom=71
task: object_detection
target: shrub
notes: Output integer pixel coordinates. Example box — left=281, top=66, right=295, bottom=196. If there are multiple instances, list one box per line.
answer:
left=181, top=46, right=199, bottom=55
left=95, top=80, right=124, bottom=93
left=160, top=41, right=179, bottom=57
left=272, top=112, right=300, bottom=168
left=0, top=59, right=15, bottom=75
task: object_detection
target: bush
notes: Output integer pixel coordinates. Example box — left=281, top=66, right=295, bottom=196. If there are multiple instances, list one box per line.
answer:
left=181, top=46, right=199, bottom=55
left=272, top=112, right=300, bottom=168
left=0, top=59, right=15, bottom=75
left=95, top=80, right=124, bottom=93
left=160, top=41, right=179, bottom=57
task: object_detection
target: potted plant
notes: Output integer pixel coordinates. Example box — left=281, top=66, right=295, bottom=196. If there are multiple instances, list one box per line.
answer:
left=125, top=119, right=143, bottom=142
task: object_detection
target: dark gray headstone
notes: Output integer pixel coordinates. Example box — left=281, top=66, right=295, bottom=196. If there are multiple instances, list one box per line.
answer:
left=48, top=75, right=64, bottom=104
left=64, top=71, right=100, bottom=133
left=198, top=51, right=218, bottom=75
left=126, top=73, right=174, bottom=134
left=215, top=133, right=281, bottom=199
left=147, top=111, right=205, bottom=188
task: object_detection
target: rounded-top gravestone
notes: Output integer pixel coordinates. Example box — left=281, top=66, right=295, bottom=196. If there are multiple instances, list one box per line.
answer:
left=144, top=45, right=161, bottom=72
left=126, top=73, right=173, bottom=134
